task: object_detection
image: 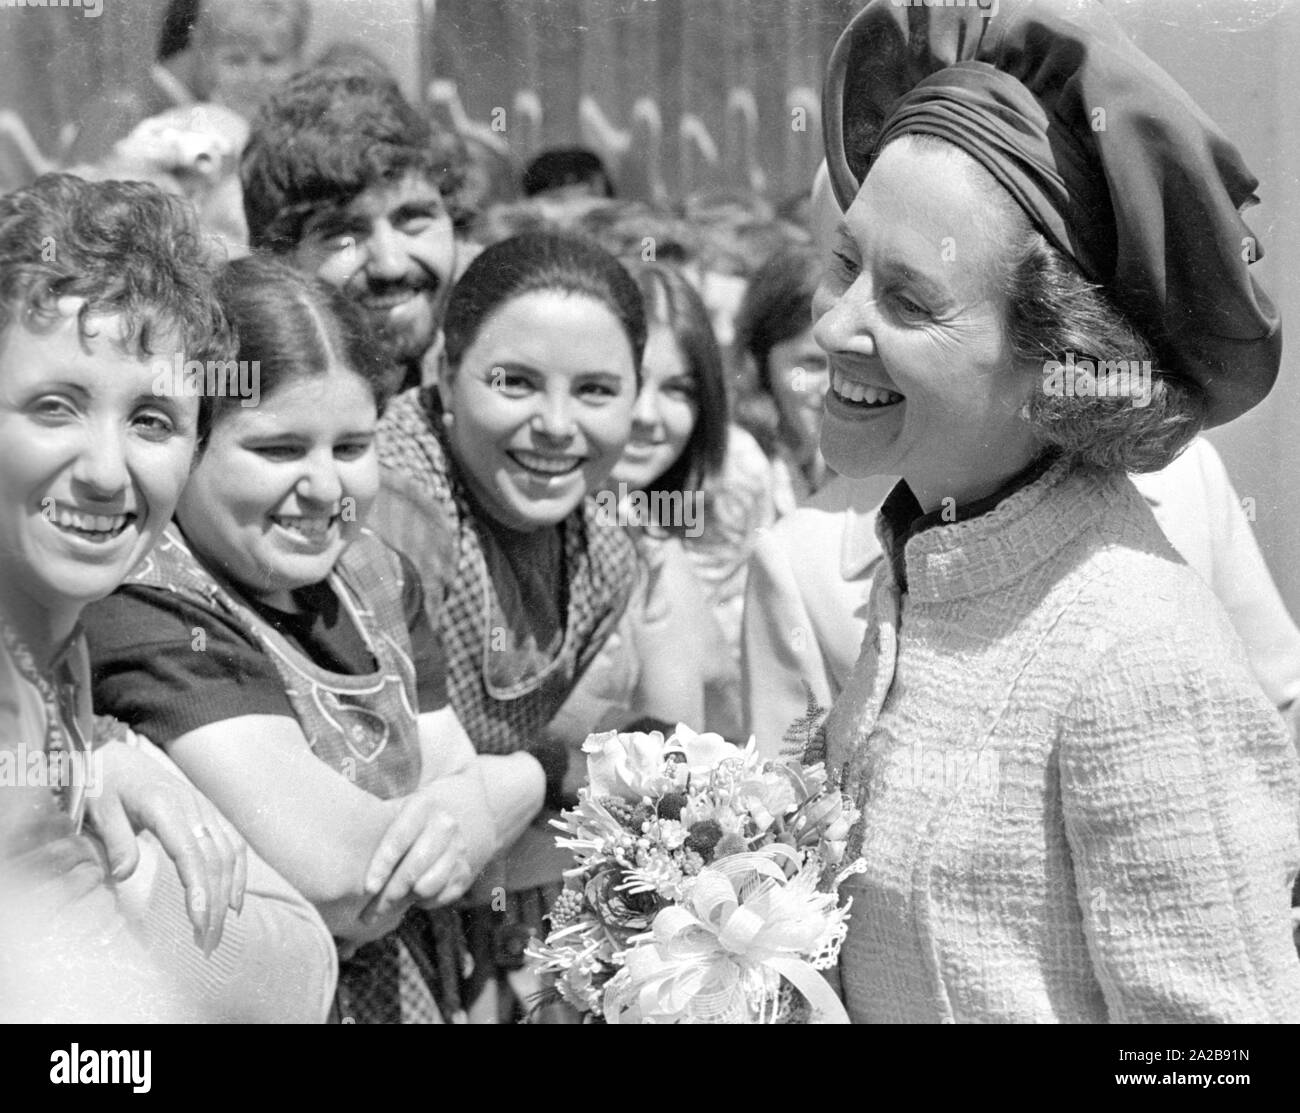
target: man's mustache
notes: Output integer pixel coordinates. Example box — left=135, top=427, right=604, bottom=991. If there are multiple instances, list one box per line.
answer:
left=358, top=276, right=440, bottom=302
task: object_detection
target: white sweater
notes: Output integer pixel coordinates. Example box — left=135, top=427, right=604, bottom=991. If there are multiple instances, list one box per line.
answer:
left=825, top=460, right=1300, bottom=1022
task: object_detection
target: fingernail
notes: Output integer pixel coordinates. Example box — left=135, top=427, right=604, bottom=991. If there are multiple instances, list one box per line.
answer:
left=193, top=925, right=205, bottom=951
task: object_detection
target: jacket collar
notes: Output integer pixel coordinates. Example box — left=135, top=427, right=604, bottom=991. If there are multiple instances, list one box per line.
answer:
left=875, top=456, right=1123, bottom=600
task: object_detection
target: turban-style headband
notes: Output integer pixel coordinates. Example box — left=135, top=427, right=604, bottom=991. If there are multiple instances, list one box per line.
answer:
left=822, top=0, right=1280, bottom=426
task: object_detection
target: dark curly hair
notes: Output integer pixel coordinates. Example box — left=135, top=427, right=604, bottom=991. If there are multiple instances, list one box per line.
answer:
left=0, top=173, right=233, bottom=377
left=443, top=230, right=647, bottom=375
left=240, top=65, right=468, bottom=253
left=208, top=254, right=395, bottom=439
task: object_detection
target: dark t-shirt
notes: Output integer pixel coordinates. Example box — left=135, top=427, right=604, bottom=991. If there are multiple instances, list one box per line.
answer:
left=84, top=551, right=448, bottom=745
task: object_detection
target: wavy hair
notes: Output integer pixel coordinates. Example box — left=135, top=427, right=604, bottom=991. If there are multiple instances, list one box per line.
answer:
left=0, top=173, right=232, bottom=373
left=1006, top=231, right=1206, bottom=473
left=241, top=65, right=468, bottom=252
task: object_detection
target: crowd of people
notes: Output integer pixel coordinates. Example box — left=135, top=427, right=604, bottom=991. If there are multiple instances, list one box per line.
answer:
left=2, top=0, right=1300, bottom=1024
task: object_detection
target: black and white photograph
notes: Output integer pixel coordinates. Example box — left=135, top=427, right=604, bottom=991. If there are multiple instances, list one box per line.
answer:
left=1, top=0, right=1298, bottom=1085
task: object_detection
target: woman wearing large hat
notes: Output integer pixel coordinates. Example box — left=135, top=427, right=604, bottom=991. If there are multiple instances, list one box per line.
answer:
left=815, top=0, right=1300, bottom=1022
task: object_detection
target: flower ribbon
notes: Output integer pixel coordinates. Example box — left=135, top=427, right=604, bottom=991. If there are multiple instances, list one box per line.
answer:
left=604, top=846, right=850, bottom=1024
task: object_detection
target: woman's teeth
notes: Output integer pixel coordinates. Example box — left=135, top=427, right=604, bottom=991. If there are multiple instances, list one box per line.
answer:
left=511, top=451, right=583, bottom=476
left=831, top=369, right=903, bottom=407
left=51, top=506, right=132, bottom=540
left=271, top=515, right=336, bottom=540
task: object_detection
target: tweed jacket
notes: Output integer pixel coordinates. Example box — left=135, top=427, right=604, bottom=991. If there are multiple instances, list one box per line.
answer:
left=825, top=460, right=1300, bottom=1023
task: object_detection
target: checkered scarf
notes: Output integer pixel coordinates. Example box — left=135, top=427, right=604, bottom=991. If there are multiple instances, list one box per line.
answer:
left=377, top=388, right=635, bottom=754
left=336, top=909, right=467, bottom=1024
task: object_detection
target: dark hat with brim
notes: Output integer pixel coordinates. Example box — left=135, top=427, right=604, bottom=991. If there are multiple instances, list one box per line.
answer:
left=822, top=0, right=1280, bottom=427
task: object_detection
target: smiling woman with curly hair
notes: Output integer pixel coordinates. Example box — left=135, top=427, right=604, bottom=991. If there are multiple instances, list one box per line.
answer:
left=0, top=174, right=337, bottom=1022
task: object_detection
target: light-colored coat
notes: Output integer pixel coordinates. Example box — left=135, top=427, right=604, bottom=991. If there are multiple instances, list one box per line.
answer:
left=825, top=461, right=1300, bottom=1022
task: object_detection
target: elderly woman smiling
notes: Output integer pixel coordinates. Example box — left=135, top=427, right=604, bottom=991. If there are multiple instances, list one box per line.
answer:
left=814, top=0, right=1300, bottom=1023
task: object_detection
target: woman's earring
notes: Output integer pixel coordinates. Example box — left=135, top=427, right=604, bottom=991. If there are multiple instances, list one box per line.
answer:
left=442, top=410, right=455, bottom=430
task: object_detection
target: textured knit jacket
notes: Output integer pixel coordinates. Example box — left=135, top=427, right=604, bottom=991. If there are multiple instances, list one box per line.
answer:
left=825, top=460, right=1300, bottom=1023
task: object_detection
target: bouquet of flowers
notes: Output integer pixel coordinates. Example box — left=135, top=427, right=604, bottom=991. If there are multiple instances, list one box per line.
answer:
left=526, top=724, right=865, bottom=1024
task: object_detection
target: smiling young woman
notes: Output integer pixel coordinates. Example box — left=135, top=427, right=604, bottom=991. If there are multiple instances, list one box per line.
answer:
left=0, top=174, right=337, bottom=1022
left=0, top=309, right=196, bottom=648
left=372, top=230, right=647, bottom=1019
left=549, top=262, right=732, bottom=742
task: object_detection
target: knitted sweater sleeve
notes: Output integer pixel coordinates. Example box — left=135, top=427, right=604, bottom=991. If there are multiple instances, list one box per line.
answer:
left=1058, top=628, right=1300, bottom=1022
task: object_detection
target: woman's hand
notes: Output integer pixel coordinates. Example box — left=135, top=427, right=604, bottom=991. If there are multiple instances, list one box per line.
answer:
left=165, top=715, right=477, bottom=940
left=88, top=739, right=247, bottom=956
left=359, top=790, right=473, bottom=925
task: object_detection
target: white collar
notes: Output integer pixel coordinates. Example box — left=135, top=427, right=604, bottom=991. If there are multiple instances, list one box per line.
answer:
left=829, top=475, right=895, bottom=580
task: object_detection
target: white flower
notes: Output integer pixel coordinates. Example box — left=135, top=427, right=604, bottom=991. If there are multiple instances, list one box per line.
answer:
left=664, top=723, right=739, bottom=778
left=582, top=730, right=675, bottom=800
left=656, top=818, right=687, bottom=850
left=581, top=723, right=740, bottom=801
left=738, top=770, right=799, bottom=832
left=620, top=850, right=685, bottom=901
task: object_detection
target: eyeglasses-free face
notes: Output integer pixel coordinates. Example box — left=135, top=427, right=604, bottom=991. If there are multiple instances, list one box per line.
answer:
left=294, top=172, right=457, bottom=371
left=193, top=0, right=306, bottom=121
left=176, top=361, right=380, bottom=611
left=611, top=325, right=698, bottom=493
left=439, top=290, right=639, bottom=533
left=0, top=305, right=199, bottom=640
left=812, top=136, right=1038, bottom=513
